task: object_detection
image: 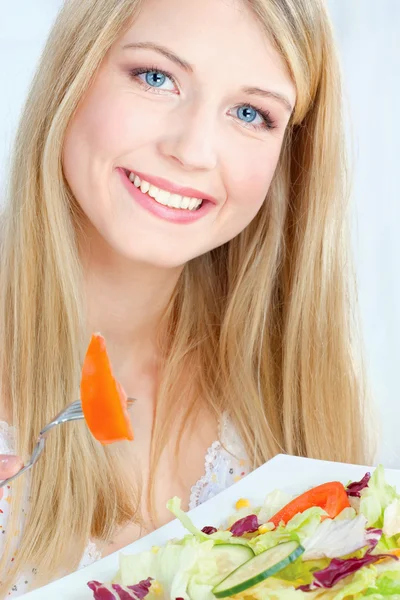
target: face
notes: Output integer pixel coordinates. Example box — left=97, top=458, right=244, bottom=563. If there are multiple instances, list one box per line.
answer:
left=63, top=0, right=296, bottom=268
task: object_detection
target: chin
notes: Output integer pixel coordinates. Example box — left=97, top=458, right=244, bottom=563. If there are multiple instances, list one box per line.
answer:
left=108, top=237, right=192, bottom=270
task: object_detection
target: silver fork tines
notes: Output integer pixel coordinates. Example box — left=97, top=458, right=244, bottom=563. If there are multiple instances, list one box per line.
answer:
left=0, top=398, right=135, bottom=488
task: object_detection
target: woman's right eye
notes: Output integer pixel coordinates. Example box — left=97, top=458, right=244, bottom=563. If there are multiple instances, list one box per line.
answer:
left=129, top=68, right=177, bottom=93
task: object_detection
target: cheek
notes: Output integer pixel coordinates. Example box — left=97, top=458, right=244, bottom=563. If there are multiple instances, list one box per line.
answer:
left=63, top=82, right=162, bottom=181
left=228, top=143, right=281, bottom=214
left=64, top=96, right=134, bottom=167
left=79, top=88, right=178, bottom=163
left=62, top=96, right=120, bottom=197
left=62, top=87, right=158, bottom=223
left=212, top=141, right=282, bottom=245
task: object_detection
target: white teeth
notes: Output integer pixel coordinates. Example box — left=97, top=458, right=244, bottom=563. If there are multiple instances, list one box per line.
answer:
left=148, top=184, right=158, bottom=199
left=181, top=197, right=190, bottom=209
left=170, top=193, right=182, bottom=209
left=155, top=189, right=170, bottom=206
left=140, top=180, right=150, bottom=194
left=128, top=171, right=204, bottom=210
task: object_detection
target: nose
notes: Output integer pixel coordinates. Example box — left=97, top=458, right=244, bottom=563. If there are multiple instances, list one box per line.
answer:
left=157, top=101, right=218, bottom=172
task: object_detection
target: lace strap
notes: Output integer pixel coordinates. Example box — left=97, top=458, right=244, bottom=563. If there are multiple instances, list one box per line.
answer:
left=0, top=420, right=16, bottom=454
left=218, top=412, right=245, bottom=458
left=79, top=540, right=102, bottom=569
left=188, top=412, right=249, bottom=510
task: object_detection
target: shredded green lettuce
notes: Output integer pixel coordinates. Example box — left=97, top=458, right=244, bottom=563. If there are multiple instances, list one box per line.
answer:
left=332, top=565, right=378, bottom=600
left=364, top=570, right=400, bottom=597
left=359, top=466, right=400, bottom=552
left=166, top=497, right=209, bottom=540
left=167, top=497, right=243, bottom=544
left=249, top=507, right=327, bottom=555
left=360, top=466, right=398, bottom=528
left=109, top=468, right=400, bottom=600
left=117, top=536, right=218, bottom=599
left=383, top=500, right=400, bottom=539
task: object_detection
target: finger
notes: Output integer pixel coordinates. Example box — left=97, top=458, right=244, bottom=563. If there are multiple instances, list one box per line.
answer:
left=0, top=454, right=24, bottom=479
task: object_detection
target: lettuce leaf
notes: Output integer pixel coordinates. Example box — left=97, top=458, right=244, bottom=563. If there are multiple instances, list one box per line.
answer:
left=360, top=466, right=398, bottom=529
left=249, top=507, right=326, bottom=555
left=331, top=566, right=378, bottom=600
left=225, top=489, right=293, bottom=528
left=364, top=570, right=400, bottom=596
left=301, top=515, right=369, bottom=560
left=257, top=489, right=294, bottom=524
left=166, top=497, right=209, bottom=540
left=233, top=576, right=309, bottom=599
left=277, top=556, right=330, bottom=586
left=117, top=536, right=218, bottom=599
left=383, top=500, right=400, bottom=538
left=166, top=497, right=233, bottom=543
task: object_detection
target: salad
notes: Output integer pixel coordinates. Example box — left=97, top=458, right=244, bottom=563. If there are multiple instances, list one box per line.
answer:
left=87, top=466, right=400, bottom=599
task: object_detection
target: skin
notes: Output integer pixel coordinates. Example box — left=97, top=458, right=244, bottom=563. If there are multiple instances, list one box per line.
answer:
left=0, top=455, right=23, bottom=500
left=2, top=0, right=296, bottom=553
left=63, top=0, right=295, bottom=272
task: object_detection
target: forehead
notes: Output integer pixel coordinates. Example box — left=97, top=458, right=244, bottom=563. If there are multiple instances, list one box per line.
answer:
left=117, top=0, right=295, bottom=102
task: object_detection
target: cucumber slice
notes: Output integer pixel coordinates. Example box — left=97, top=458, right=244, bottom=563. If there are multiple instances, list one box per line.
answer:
left=212, top=541, right=304, bottom=598
left=211, top=543, right=255, bottom=578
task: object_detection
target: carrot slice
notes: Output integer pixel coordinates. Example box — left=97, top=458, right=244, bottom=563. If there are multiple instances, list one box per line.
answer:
left=269, top=481, right=351, bottom=527
left=80, top=333, right=134, bottom=445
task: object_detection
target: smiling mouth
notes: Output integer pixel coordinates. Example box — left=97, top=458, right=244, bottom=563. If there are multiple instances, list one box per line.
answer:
left=125, top=170, right=203, bottom=211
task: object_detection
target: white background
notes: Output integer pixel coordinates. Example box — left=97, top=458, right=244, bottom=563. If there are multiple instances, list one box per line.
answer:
left=0, top=1, right=398, bottom=466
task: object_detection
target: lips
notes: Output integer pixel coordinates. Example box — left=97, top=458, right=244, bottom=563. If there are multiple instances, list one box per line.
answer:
left=126, top=169, right=204, bottom=211
left=117, top=167, right=216, bottom=224
left=121, top=168, right=218, bottom=205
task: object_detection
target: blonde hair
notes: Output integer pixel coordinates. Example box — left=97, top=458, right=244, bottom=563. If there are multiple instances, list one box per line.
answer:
left=0, top=0, right=374, bottom=593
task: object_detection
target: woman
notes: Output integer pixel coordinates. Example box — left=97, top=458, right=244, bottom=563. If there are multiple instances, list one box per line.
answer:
left=0, top=0, right=373, bottom=595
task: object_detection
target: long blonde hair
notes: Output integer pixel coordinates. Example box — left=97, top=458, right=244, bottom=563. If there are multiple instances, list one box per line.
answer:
left=0, top=0, right=374, bottom=593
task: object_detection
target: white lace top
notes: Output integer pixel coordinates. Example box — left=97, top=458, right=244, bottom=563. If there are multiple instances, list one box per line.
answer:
left=0, top=414, right=250, bottom=597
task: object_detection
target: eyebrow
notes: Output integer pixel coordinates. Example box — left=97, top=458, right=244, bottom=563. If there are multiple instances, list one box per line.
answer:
left=122, top=42, right=194, bottom=72
left=122, top=41, right=294, bottom=113
left=241, top=86, right=293, bottom=114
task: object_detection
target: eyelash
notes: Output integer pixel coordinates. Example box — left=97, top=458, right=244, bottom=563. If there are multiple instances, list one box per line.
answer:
left=236, top=105, right=276, bottom=131
left=128, top=66, right=277, bottom=132
left=129, top=65, right=178, bottom=92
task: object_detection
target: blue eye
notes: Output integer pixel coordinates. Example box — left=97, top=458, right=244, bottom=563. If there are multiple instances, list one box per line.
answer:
left=145, top=71, right=167, bottom=88
left=232, top=104, right=276, bottom=130
left=237, top=106, right=258, bottom=123
left=131, top=68, right=176, bottom=92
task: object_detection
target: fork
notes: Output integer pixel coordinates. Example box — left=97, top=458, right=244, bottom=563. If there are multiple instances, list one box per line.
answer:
left=0, top=397, right=136, bottom=488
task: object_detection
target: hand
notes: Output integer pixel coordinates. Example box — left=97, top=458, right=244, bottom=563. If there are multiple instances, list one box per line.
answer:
left=0, top=455, right=23, bottom=499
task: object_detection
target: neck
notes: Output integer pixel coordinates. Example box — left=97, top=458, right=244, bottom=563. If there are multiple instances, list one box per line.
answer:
left=80, top=226, right=183, bottom=376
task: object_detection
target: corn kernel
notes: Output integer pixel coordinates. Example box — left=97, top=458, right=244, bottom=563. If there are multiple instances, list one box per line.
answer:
left=151, top=545, right=160, bottom=554
left=151, top=581, right=164, bottom=595
left=258, top=524, right=269, bottom=534
left=235, top=498, right=250, bottom=510
left=258, top=523, right=275, bottom=534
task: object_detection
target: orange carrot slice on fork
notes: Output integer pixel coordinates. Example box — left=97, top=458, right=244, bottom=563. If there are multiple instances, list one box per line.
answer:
left=80, top=333, right=134, bottom=445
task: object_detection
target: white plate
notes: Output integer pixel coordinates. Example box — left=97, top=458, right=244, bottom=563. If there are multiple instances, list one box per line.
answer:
left=22, top=454, right=400, bottom=599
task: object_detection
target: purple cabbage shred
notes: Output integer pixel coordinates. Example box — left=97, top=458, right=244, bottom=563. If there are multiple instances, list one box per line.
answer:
left=201, top=526, right=218, bottom=535
left=346, top=473, right=371, bottom=498
left=230, top=514, right=259, bottom=537
left=88, top=578, right=153, bottom=599
left=366, top=528, right=383, bottom=553
left=298, top=554, right=398, bottom=591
